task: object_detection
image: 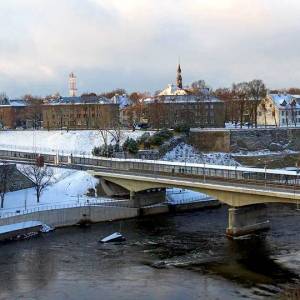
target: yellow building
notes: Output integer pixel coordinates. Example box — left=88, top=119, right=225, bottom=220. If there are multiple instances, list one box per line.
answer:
left=257, top=93, right=300, bottom=127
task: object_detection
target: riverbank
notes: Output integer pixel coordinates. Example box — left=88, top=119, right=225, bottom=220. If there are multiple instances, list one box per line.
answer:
left=0, top=199, right=220, bottom=229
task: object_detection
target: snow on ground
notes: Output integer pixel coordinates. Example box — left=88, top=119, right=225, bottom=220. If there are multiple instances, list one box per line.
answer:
left=0, top=166, right=108, bottom=216
left=1, top=167, right=213, bottom=216
left=232, top=149, right=299, bottom=157
left=0, top=129, right=152, bottom=155
left=163, top=143, right=240, bottom=166
left=166, top=188, right=212, bottom=204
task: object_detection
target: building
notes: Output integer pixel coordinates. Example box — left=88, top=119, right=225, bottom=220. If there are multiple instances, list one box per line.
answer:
left=138, top=64, right=225, bottom=129
left=143, top=94, right=225, bottom=129
left=42, top=96, right=119, bottom=130
left=0, top=99, right=28, bottom=129
left=257, top=93, right=300, bottom=127
left=111, top=94, right=132, bottom=126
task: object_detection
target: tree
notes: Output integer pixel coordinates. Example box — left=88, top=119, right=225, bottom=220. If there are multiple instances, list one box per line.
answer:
left=99, top=88, right=127, bottom=99
left=123, top=138, right=138, bottom=154
left=232, top=82, right=250, bottom=128
left=215, top=88, right=236, bottom=123
left=248, top=79, right=267, bottom=127
left=0, top=163, right=14, bottom=208
left=22, top=165, right=53, bottom=203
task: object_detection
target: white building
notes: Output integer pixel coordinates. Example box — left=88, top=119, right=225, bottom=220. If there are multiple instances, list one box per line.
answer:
left=257, top=93, right=300, bottom=127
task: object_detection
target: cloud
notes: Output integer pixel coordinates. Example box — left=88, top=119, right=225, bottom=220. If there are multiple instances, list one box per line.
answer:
left=0, top=0, right=300, bottom=97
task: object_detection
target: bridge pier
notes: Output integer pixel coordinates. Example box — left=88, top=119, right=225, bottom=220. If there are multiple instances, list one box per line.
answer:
left=128, top=189, right=166, bottom=208
left=226, top=204, right=270, bottom=238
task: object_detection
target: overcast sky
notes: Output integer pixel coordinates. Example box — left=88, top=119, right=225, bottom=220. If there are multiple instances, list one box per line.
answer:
left=0, top=0, right=300, bottom=97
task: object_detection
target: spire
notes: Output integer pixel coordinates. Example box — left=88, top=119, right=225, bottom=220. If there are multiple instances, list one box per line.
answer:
left=176, top=63, right=183, bottom=89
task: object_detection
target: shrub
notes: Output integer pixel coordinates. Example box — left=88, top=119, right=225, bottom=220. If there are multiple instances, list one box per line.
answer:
left=174, top=125, right=190, bottom=134
left=123, top=138, right=139, bottom=154
left=92, top=144, right=114, bottom=157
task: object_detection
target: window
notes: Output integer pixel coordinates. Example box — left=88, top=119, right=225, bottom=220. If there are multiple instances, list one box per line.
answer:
left=282, top=119, right=285, bottom=124
left=258, top=112, right=262, bottom=116
left=281, top=111, right=285, bottom=116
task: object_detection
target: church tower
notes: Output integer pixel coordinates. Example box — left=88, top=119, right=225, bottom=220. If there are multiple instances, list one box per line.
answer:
left=176, top=64, right=183, bottom=89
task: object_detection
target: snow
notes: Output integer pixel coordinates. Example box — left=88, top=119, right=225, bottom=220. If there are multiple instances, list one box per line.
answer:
left=0, top=130, right=152, bottom=155
left=0, top=166, right=108, bottom=216
left=163, top=143, right=239, bottom=166
left=166, top=188, right=212, bottom=204
left=0, top=221, right=42, bottom=234
left=232, top=149, right=299, bottom=157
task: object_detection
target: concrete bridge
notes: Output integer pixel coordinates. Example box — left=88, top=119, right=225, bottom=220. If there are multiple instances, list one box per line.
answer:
left=89, top=169, right=300, bottom=238
left=0, top=148, right=299, bottom=237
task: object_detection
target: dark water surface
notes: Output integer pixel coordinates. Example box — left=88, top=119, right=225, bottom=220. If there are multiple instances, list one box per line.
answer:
left=0, top=205, right=300, bottom=300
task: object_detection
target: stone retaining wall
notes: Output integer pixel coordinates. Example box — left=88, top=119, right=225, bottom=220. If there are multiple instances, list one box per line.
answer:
left=0, top=205, right=139, bottom=228
left=189, top=128, right=300, bottom=153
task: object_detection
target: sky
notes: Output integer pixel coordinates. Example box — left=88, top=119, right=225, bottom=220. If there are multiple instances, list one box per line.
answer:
left=0, top=0, right=300, bottom=97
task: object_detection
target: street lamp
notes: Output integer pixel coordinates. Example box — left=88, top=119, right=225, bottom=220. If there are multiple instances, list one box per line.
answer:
left=264, top=160, right=267, bottom=189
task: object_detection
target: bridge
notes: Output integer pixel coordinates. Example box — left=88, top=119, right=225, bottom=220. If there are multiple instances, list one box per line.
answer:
left=0, top=148, right=299, bottom=237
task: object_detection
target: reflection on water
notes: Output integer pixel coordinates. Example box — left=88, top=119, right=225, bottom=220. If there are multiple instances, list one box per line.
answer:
left=0, top=205, right=300, bottom=300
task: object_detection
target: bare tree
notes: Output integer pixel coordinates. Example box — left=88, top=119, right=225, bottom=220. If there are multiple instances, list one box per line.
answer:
left=248, top=79, right=267, bottom=127
left=108, top=123, right=123, bottom=152
left=22, top=165, right=53, bottom=203
left=232, top=82, right=250, bottom=128
left=0, top=163, right=14, bottom=208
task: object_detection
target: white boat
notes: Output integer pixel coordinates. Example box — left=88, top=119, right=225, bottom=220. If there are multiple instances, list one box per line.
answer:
left=100, top=232, right=126, bottom=243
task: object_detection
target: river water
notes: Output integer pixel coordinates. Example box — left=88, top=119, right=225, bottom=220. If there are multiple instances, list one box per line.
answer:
left=0, top=204, right=300, bottom=300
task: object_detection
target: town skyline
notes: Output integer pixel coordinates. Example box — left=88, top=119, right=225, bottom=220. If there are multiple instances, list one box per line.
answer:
left=1, top=0, right=300, bottom=97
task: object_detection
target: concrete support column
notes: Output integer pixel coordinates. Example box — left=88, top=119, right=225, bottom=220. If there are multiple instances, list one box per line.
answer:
left=226, top=204, right=270, bottom=238
left=129, top=191, right=140, bottom=208
left=128, top=189, right=166, bottom=208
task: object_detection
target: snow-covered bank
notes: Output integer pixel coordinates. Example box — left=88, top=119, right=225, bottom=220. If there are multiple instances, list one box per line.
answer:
left=1, top=167, right=105, bottom=215
left=166, top=188, right=211, bottom=204
left=232, top=149, right=299, bottom=157
left=0, top=130, right=152, bottom=155
left=163, top=143, right=240, bottom=166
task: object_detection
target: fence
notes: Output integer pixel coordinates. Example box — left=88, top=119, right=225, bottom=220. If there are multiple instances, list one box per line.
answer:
left=0, top=144, right=90, bottom=157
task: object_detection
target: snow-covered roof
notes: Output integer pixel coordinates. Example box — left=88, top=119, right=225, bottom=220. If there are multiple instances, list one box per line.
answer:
left=0, top=99, right=27, bottom=107
left=48, top=96, right=113, bottom=105
left=111, top=94, right=132, bottom=108
left=269, top=93, right=300, bottom=109
left=143, top=94, right=222, bottom=104
left=158, top=84, right=190, bottom=96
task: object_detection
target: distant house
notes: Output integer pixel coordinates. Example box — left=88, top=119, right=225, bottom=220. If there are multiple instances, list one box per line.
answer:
left=257, top=93, right=300, bottom=127
left=0, top=99, right=28, bottom=129
left=42, top=96, right=119, bottom=130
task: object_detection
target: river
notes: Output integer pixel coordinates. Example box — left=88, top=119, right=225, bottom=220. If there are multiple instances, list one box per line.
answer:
left=0, top=204, right=300, bottom=300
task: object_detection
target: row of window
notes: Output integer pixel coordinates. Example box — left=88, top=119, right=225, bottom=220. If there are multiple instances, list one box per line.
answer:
left=281, top=110, right=300, bottom=116
left=282, top=118, right=300, bottom=124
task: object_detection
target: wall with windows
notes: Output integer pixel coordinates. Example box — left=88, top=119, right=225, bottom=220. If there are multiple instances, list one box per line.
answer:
left=42, top=104, right=119, bottom=130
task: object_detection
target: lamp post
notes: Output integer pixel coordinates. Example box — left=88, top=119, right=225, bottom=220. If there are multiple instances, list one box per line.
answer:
left=264, top=160, right=267, bottom=189
left=295, top=162, right=299, bottom=210
left=203, top=160, right=206, bottom=183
